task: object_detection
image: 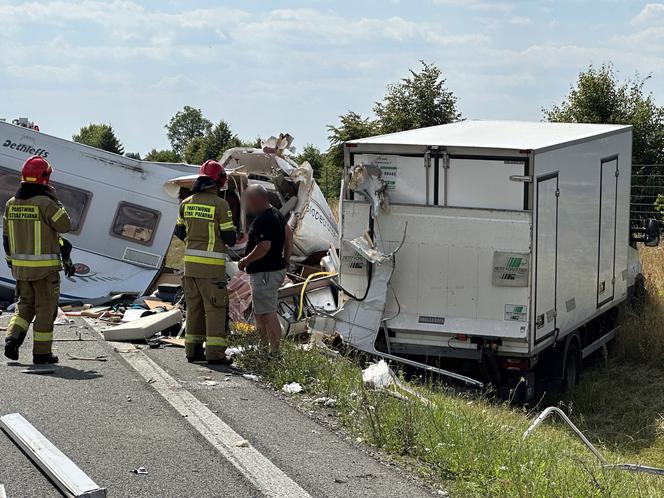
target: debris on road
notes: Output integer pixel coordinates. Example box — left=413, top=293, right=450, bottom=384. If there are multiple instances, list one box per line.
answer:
left=0, top=483, right=6, bottom=498
left=234, top=439, right=250, bottom=448
left=314, top=397, right=337, bottom=407
left=130, top=467, right=148, bottom=475
left=242, top=374, right=259, bottom=382
left=66, top=353, right=108, bottom=362
left=21, top=368, right=56, bottom=375
left=102, top=308, right=182, bottom=341
left=282, top=382, right=303, bottom=394
left=159, top=337, right=185, bottom=348
left=0, top=413, right=107, bottom=497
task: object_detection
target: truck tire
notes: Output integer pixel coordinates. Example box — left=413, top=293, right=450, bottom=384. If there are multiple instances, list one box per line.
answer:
left=562, top=343, right=580, bottom=392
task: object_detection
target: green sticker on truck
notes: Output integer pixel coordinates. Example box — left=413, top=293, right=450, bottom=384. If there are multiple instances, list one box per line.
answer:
left=505, top=304, right=528, bottom=322
left=492, top=251, right=530, bottom=287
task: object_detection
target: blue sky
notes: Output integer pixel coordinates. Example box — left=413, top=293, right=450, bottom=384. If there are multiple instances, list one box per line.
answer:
left=1, top=0, right=663, bottom=156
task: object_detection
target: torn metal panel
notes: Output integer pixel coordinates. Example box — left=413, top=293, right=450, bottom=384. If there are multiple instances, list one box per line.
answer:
left=349, top=164, right=388, bottom=216
left=0, top=413, right=107, bottom=498
left=333, top=255, right=483, bottom=388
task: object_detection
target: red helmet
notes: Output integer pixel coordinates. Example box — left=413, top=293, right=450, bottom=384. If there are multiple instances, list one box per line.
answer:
left=21, top=156, right=52, bottom=185
left=199, top=160, right=227, bottom=188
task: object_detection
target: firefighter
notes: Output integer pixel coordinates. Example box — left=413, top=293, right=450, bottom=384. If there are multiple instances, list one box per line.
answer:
left=3, top=156, right=72, bottom=364
left=175, top=160, right=236, bottom=364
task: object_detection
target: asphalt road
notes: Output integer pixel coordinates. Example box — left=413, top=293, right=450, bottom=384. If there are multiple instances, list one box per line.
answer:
left=0, top=315, right=435, bottom=498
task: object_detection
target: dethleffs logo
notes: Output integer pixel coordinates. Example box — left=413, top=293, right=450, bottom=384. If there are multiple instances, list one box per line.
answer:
left=1, top=139, right=49, bottom=158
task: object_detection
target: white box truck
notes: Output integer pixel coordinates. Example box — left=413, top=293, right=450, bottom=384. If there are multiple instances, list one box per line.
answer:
left=336, top=120, right=657, bottom=400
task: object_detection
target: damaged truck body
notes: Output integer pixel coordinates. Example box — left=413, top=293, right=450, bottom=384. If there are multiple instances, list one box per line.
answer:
left=337, top=120, right=651, bottom=399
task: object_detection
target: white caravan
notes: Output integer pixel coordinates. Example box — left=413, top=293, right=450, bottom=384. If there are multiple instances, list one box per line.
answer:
left=336, top=121, right=651, bottom=399
left=0, top=122, right=338, bottom=304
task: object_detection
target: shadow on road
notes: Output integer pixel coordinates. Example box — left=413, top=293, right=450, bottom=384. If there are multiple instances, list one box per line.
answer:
left=6, top=362, right=103, bottom=381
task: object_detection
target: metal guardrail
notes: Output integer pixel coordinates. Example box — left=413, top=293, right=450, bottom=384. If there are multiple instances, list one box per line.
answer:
left=523, top=407, right=664, bottom=476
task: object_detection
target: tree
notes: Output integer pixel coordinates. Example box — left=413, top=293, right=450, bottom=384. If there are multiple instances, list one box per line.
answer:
left=166, top=106, right=213, bottom=156
left=125, top=152, right=141, bottom=160
left=73, top=123, right=124, bottom=155
left=183, top=120, right=241, bottom=165
left=293, top=144, right=324, bottom=179
left=144, top=149, right=181, bottom=162
left=324, top=112, right=379, bottom=198
left=544, top=64, right=664, bottom=165
left=374, top=60, right=462, bottom=134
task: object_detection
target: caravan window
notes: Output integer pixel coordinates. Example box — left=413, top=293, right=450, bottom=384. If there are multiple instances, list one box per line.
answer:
left=0, top=167, right=91, bottom=233
left=111, top=202, right=160, bottom=245
left=49, top=182, right=91, bottom=233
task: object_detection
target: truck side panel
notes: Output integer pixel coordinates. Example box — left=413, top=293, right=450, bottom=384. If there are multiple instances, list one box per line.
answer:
left=531, top=132, right=631, bottom=353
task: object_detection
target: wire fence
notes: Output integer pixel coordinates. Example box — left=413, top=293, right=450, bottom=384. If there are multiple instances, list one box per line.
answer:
left=631, top=164, right=664, bottom=228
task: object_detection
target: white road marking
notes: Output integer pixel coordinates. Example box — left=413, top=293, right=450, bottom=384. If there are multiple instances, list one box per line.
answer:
left=91, top=326, right=311, bottom=498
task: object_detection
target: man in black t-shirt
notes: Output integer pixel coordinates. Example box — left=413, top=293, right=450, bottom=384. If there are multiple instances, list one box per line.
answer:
left=239, top=185, right=293, bottom=355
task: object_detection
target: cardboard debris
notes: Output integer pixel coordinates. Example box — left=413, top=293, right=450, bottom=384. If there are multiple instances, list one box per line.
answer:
left=102, top=309, right=182, bottom=341
left=159, top=337, right=185, bottom=348
left=144, top=299, right=174, bottom=311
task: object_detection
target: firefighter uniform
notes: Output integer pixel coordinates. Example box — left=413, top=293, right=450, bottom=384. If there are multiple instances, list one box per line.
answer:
left=4, top=186, right=71, bottom=360
left=177, top=189, right=235, bottom=361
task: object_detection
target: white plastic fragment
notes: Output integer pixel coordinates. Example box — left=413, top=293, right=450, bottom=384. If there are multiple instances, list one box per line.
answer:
left=362, top=360, right=395, bottom=389
left=242, top=374, right=260, bottom=382
left=282, top=382, right=303, bottom=394
left=234, top=439, right=250, bottom=448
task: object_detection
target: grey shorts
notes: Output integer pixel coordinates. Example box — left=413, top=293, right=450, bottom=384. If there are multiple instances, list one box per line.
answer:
left=250, top=269, right=286, bottom=315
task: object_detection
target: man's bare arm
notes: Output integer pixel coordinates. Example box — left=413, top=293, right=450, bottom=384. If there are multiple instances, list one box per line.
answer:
left=284, top=224, right=294, bottom=263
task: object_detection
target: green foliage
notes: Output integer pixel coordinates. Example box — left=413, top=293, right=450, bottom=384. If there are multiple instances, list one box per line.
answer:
left=144, top=149, right=181, bottom=163
left=293, top=144, right=325, bottom=179
left=544, top=63, right=664, bottom=165
left=183, top=120, right=241, bottom=165
left=325, top=111, right=379, bottom=198
left=374, top=60, right=462, bottom=134
left=73, top=123, right=124, bottom=155
left=237, top=341, right=664, bottom=497
left=166, top=106, right=213, bottom=156
left=124, top=152, right=141, bottom=160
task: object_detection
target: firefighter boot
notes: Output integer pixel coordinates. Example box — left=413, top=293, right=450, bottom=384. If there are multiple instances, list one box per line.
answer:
left=33, top=353, right=59, bottom=364
left=186, top=344, right=205, bottom=363
left=4, top=337, right=19, bottom=361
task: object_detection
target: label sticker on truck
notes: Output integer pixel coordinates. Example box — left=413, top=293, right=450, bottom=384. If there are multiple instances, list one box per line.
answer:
left=492, top=251, right=529, bottom=287
left=505, top=304, right=527, bottom=322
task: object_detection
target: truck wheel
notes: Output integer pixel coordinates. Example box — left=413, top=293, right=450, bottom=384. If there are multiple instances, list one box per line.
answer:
left=562, top=343, right=580, bottom=392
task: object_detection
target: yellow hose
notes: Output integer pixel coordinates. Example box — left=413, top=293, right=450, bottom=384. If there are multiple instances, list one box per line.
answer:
left=297, top=271, right=334, bottom=320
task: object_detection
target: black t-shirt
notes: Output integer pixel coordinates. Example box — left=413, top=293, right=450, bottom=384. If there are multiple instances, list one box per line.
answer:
left=245, top=207, right=287, bottom=274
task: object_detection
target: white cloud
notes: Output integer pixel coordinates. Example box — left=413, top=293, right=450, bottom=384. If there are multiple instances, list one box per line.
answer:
left=632, top=3, right=664, bottom=24
left=509, top=16, right=532, bottom=25
left=432, top=0, right=514, bottom=12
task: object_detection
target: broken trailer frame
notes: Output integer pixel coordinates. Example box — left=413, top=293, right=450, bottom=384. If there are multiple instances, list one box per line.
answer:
left=334, top=121, right=654, bottom=399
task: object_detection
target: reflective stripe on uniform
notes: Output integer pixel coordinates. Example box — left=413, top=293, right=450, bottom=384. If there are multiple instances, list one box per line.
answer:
left=176, top=217, right=185, bottom=225
left=185, top=334, right=205, bottom=344
left=185, top=248, right=227, bottom=259
left=34, top=220, right=42, bottom=255
left=52, top=207, right=66, bottom=223
left=33, top=331, right=53, bottom=342
left=11, top=253, right=60, bottom=261
left=184, top=255, right=226, bottom=266
left=219, top=221, right=234, bottom=230
left=205, top=337, right=228, bottom=347
left=9, top=314, right=30, bottom=331
left=11, top=258, right=60, bottom=268
left=207, top=222, right=216, bottom=252
left=7, top=220, right=16, bottom=254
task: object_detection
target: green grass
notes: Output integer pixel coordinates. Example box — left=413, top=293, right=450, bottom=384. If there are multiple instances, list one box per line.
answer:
left=236, top=341, right=664, bottom=497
